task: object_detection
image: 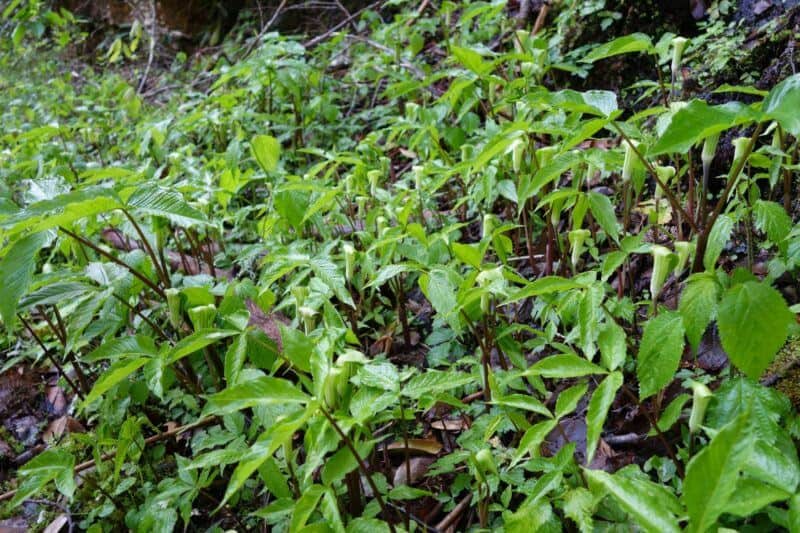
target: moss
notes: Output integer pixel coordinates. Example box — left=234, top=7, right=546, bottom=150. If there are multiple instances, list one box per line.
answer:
left=770, top=337, right=800, bottom=408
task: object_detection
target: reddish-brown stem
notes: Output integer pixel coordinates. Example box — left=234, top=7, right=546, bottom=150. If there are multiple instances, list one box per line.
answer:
left=19, top=316, right=85, bottom=400
left=693, top=124, right=762, bottom=272
left=60, top=227, right=165, bottom=298
left=319, top=407, right=397, bottom=532
left=611, top=122, right=699, bottom=234
left=122, top=210, right=170, bottom=288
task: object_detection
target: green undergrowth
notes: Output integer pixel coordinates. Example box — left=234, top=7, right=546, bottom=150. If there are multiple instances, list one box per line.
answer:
left=2, top=0, right=800, bottom=531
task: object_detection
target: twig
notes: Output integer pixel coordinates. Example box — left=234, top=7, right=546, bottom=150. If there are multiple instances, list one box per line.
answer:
left=345, top=35, right=426, bottom=79
left=435, top=493, right=472, bottom=531
left=603, top=432, right=643, bottom=445
left=303, top=1, right=383, bottom=49
left=404, top=0, right=431, bottom=27
left=240, top=0, right=288, bottom=61
left=531, top=1, right=550, bottom=35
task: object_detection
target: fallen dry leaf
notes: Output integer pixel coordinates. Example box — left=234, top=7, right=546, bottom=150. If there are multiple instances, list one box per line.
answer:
left=43, top=416, right=86, bottom=442
left=386, top=438, right=442, bottom=455
left=393, top=456, right=435, bottom=487
left=44, top=385, right=68, bottom=416
left=430, top=419, right=466, bottom=432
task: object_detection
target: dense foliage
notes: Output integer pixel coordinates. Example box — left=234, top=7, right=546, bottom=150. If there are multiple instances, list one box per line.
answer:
left=2, top=0, right=800, bottom=531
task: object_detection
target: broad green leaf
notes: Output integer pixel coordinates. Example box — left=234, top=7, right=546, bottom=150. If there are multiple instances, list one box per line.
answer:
left=84, top=357, right=150, bottom=405
left=582, top=33, right=654, bottom=63
left=790, top=494, right=800, bottom=531
left=259, top=456, right=291, bottom=500
left=722, top=477, right=791, bottom=517
left=706, top=377, right=789, bottom=444
left=754, top=199, right=791, bottom=251
left=679, top=272, right=720, bottom=352
left=321, top=441, right=374, bottom=487
left=562, top=488, right=596, bottom=533
left=126, top=185, right=207, bottom=226
left=493, top=394, right=552, bottom=418
left=526, top=354, right=608, bottom=378
left=403, top=370, right=474, bottom=398
left=472, top=122, right=526, bottom=169
left=291, top=484, right=326, bottom=531
left=587, top=192, right=619, bottom=242
left=251, top=134, right=281, bottom=172
left=713, top=84, right=768, bottom=96
left=202, top=376, right=310, bottom=416
left=301, top=187, right=342, bottom=224
left=703, top=214, right=734, bottom=270
left=550, top=89, right=619, bottom=117
left=452, top=242, right=483, bottom=269
left=578, top=284, right=603, bottom=360
left=167, top=329, right=239, bottom=364
left=504, top=276, right=585, bottom=304
left=356, top=362, right=399, bottom=392
left=347, top=518, right=391, bottom=533
left=650, top=393, right=690, bottom=435
left=10, top=450, right=76, bottom=508
left=683, top=414, right=755, bottom=533
left=279, top=324, right=313, bottom=373
left=555, top=382, right=589, bottom=418
left=388, top=485, right=434, bottom=500
left=224, top=333, right=248, bottom=385
left=585, top=371, right=623, bottom=464
left=584, top=467, right=680, bottom=533
left=637, top=312, right=685, bottom=399
left=419, top=268, right=459, bottom=330
left=649, top=101, right=759, bottom=156
left=597, top=321, right=626, bottom=371
left=513, top=419, right=558, bottom=463
left=84, top=334, right=157, bottom=362
left=519, top=150, right=582, bottom=204
left=319, top=487, right=346, bottom=533
left=0, top=231, right=47, bottom=328
left=763, top=73, right=800, bottom=135
left=451, top=45, right=491, bottom=76
left=367, top=264, right=412, bottom=288
left=219, top=408, right=311, bottom=507
left=717, top=281, right=793, bottom=378
left=505, top=499, right=554, bottom=533
left=310, top=257, right=355, bottom=308
left=1, top=188, right=121, bottom=236
left=274, top=189, right=308, bottom=231
left=18, top=281, right=95, bottom=311
left=744, top=439, right=800, bottom=492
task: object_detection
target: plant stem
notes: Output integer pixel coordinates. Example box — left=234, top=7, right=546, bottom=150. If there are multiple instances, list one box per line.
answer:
left=122, top=209, right=171, bottom=288
left=692, top=124, right=762, bottom=272
left=60, top=226, right=165, bottom=298
left=319, top=407, right=397, bottom=532
left=19, top=316, right=85, bottom=400
left=610, top=122, right=698, bottom=234
left=620, top=384, right=684, bottom=478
